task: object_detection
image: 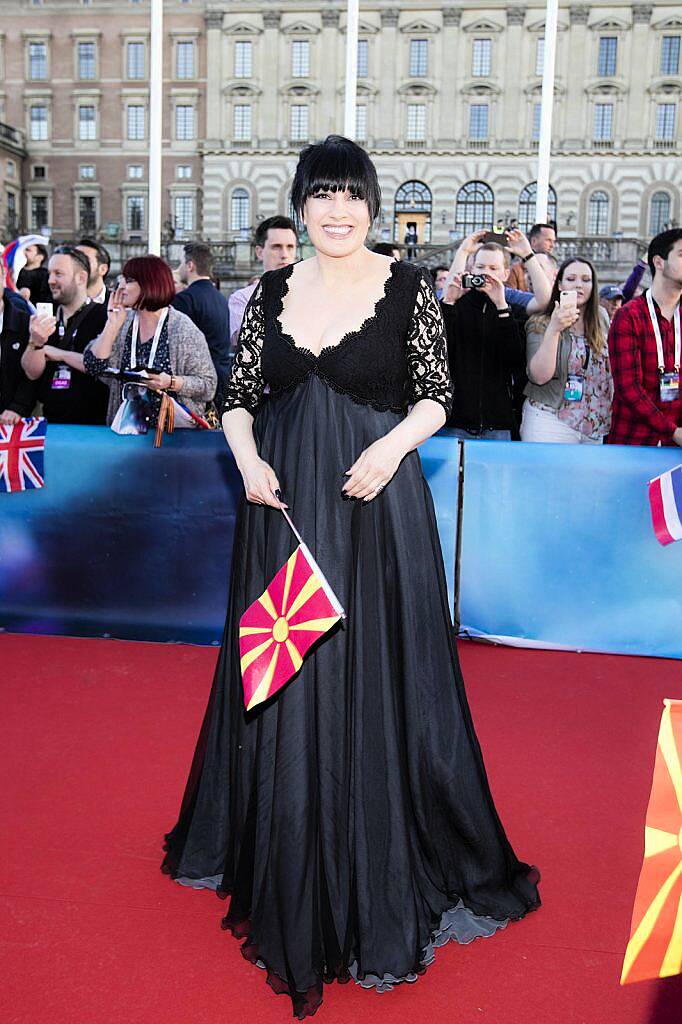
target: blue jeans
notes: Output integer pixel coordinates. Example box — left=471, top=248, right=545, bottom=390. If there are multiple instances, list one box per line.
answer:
left=450, top=428, right=512, bottom=441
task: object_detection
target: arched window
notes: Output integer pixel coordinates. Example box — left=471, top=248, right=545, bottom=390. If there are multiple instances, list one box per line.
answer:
left=455, top=181, right=494, bottom=238
left=230, top=187, right=250, bottom=232
left=394, top=180, right=432, bottom=244
left=587, top=190, right=610, bottom=236
left=518, top=182, right=557, bottom=234
left=649, top=191, right=671, bottom=235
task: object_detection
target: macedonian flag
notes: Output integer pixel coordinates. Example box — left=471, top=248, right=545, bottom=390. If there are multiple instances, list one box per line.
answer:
left=621, top=699, right=682, bottom=984
left=239, top=534, right=345, bottom=712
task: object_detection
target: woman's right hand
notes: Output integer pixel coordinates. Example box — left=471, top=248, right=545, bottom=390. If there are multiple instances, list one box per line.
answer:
left=549, top=301, right=579, bottom=333
left=107, top=286, right=128, bottom=332
left=240, top=457, right=287, bottom=509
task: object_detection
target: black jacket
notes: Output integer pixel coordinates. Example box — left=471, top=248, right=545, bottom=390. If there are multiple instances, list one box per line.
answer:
left=441, top=290, right=525, bottom=432
left=0, top=299, right=37, bottom=416
left=172, top=279, right=230, bottom=399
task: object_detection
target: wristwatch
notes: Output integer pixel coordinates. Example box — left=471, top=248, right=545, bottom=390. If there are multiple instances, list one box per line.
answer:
left=521, top=252, right=535, bottom=263
left=496, top=306, right=513, bottom=317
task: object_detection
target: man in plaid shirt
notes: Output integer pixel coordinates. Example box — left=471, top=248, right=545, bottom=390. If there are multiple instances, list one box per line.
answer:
left=607, top=229, right=682, bottom=446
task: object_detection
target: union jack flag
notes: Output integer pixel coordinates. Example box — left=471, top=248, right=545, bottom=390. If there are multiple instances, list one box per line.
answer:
left=0, top=417, right=47, bottom=493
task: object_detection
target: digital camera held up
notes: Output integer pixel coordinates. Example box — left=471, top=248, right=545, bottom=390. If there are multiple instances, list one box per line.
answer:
left=462, top=273, right=486, bottom=289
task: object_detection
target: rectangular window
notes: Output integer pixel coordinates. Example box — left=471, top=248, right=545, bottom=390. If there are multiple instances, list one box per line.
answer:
left=28, top=42, right=47, bottom=80
left=7, top=191, right=17, bottom=232
left=234, top=40, right=252, bottom=78
left=79, top=195, right=97, bottom=232
left=79, top=164, right=96, bottom=179
left=78, top=105, right=96, bottom=141
left=593, top=102, right=613, bottom=141
left=472, top=38, right=492, bottom=77
left=357, top=39, right=369, bottom=78
left=468, top=104, right=489, bottom=140
left=406, top=103, right=426, bottom=141
left=78, top=41, right=96, bottom=80
left=233, top=104, right=252, bottom=142
left=128, top=164, right=143, bottom=179
left=292, top=40, right=310, bottom=78
left=532, top=102, right=542, bottom=141
left=30, top=106, right=48, bottom=141
left=127, top=105, right=145, bottom=140
left=661, top=36, right=681, bottom=76
left=32, top=165, right=46, bottom=179
left=175, top=104, right=195, bottom=141
left=174, top=195, right=195, bottom=232
left=290, top=104, right=309, bottom=141
left=31, top=195, right=49, bottom=231
left=355, top=104, right=367, bottom=142
left=126, top=41, right=145, bottom=79
left=176, top=41, right=195, bottom=79
left=535, top=37, right=545, bottom=76
left=597, top=36, right=617, bottom=76
left=409, top=39, right=428, bottom=77
left=176, top=165, right=192, bottom=179
left=655, top=103, right=676, bottom=141
left=127, top=195, right=145, bottom=231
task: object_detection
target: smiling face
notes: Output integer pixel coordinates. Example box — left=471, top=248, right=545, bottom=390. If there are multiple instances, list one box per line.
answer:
left=558, top=260, right=593, bottom=308
left=302, top=187, right=371, bottom=259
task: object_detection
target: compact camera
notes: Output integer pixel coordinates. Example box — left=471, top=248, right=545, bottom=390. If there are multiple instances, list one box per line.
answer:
left=462, top=273, right=486, bottom=289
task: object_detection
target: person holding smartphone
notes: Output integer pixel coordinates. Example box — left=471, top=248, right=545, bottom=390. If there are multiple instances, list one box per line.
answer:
left=521, top=258, right=612, bottom=443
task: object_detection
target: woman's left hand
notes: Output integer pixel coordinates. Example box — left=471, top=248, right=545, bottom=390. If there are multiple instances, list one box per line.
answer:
left=342, top=435, right=406, bottom=502
left=146, top=371, right=173, bottom=392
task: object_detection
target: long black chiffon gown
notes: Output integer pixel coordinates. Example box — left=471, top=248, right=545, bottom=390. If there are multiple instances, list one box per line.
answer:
left=162, top=261, right=540, bottom=1018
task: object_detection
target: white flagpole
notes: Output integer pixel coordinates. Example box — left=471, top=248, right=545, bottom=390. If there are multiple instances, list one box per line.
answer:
left=148, top=0, right=163, bottom=255
left=536, top=0, right=558, bottom=223
left=343, top=0, right=359, bottom=138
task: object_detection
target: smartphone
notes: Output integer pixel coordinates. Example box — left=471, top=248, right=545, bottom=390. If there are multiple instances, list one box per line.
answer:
left=35, top=302, right=54, bottom=317
left=560, top=289, right=578, bottom=309
left=481, top=230, right=507, bottom=246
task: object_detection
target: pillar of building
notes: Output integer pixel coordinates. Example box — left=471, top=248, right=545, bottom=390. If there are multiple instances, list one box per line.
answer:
left=625, top=5, right=653, bottom=150
left=376, top=8, right=400, bottom=148
left=502, top=6, right=527, bottom=148
left=204, top=10, right=224, bottom=149
left=261, top=10, right=282, bottom=147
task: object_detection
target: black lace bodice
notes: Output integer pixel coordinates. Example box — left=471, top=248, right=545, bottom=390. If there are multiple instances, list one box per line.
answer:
left=222, top=260, right=453, bottom=418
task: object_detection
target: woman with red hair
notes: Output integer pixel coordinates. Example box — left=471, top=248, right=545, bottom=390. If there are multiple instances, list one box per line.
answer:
left=84, top=254, right=216, bottom=427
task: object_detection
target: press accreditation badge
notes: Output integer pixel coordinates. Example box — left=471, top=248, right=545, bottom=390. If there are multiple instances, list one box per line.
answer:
left=51, top=364, right=72, bottom=390
left=659, top=371, right=680, bottom=403
left=563, top=374, right=584, bottom=402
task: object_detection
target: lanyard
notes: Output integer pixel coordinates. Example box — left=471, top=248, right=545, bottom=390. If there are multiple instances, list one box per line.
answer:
left=130, top=308, right=168, bottom=369
left=646, top=290, right=681, bottom=373
left=57, top=299, right=91, bottom=343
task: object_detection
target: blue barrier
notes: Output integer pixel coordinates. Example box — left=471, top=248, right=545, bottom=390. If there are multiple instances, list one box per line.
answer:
left=1, top=427, right=680, bottom=657
left=0, top=426, right=458, bottom=646
left=459, top=440, right=682, bottom=660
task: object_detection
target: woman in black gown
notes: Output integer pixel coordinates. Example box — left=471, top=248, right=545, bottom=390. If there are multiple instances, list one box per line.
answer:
left=162, top=136, right=539, bottom=1018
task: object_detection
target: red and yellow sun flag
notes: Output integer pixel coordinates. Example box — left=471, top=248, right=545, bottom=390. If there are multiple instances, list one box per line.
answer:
left=239, top=537, right=345, bottom=712
left=621, top=699, right=682, bottom=984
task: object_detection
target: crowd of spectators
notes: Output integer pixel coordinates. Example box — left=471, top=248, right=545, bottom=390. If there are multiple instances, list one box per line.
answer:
left=1, top=221, right=681, bottom=450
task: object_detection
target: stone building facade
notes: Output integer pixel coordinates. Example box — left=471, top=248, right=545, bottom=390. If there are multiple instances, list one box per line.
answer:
left=0, top=0, right=206, bottom=243
left=0, top=0, right=680, bottom=256
left=203, top=0, right=681, bottom=248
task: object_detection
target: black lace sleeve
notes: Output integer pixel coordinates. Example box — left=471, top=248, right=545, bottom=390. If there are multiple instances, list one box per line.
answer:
left=406, top=270, right=453, bottom=417
left=221, top=281, right=264, bottom=416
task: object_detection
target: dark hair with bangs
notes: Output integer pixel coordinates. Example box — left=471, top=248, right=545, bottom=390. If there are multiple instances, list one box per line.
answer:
left=121, top=255, right=175, bottom=311
left=290, top=135, right=381, bottom=222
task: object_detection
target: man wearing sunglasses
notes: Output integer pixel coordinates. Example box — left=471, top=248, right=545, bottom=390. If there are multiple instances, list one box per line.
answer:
left=21, top=246, right=109, bottom=424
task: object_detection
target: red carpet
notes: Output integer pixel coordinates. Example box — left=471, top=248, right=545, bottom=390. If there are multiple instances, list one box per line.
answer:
left=1, top=633, right=680, bottom=1024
